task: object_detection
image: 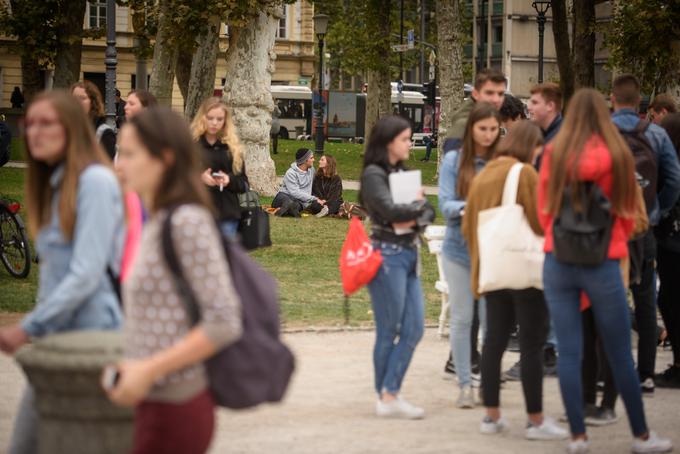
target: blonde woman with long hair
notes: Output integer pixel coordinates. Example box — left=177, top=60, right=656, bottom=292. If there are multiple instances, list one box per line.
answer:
left=190, top=97, right=248, bottom=237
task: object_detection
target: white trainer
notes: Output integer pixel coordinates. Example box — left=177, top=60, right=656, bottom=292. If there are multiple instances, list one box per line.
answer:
left=566, top=438, right=590, bottom=453
left=456, top=385, right=475, bottom=409
left=526, top=417, right=569, bottom=440
left=375, top=397, right=425, bottom=420
left=315, top=205, right=329, bottom=218
left=480, top=416, right=510, bottom=434
left=632, top=431, right=673, bottom=453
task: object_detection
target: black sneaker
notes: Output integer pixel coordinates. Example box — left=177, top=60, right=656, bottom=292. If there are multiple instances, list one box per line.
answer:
left=655, top=365, right=680, bottom=389
left=640, top=377, right=655, bottom=396
left=585, top=407, right=619, bottom=427
left=503, top=360, right=521, bottom=381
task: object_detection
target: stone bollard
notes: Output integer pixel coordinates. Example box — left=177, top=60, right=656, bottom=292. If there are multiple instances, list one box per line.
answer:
left=14, top=330, right=134, bottom=454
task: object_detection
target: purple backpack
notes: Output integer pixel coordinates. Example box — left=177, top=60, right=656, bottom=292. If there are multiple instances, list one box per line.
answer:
left=161, top=206, right=295, bottom=409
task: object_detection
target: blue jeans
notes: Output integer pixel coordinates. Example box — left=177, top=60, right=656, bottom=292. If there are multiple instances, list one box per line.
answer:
left=543, top=253, right=648, bottom=437
left=442, top=256, right=486, bottom=388
left=220, top=220, right=240, bottom=238
left=367, top=242, right=425, bottom=395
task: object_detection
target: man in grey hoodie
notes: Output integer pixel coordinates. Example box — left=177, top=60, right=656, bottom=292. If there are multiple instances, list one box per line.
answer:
left=272, top=148, right=329, bottom=217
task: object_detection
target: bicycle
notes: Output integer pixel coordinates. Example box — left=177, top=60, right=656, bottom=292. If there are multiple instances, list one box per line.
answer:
left=0, top=197, right=31, bottom=278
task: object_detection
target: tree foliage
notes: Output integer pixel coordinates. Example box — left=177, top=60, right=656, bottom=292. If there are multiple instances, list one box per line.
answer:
left=604, top=0, right=680, bottom=93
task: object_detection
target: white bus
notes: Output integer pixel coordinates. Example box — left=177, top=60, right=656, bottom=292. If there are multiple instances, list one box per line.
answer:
left=271, top=85, right=313, bottom=139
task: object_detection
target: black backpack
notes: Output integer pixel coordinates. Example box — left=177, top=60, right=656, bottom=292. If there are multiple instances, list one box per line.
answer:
left=161, top=206, right=295, bottom=409
left=553, top=182, right=614, bottom=266
left=617, top=121, right=657, bottom=213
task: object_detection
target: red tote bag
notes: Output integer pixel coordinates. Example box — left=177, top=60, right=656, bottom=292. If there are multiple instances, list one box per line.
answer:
left=339, top=217, right=383, bottom=296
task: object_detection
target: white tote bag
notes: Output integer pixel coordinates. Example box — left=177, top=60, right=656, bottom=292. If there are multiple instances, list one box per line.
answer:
left=477, top=162, right=545, bottom=294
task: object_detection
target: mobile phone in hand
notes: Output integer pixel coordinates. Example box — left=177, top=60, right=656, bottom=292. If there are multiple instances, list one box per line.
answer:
left=211, top=172, right=222, bottom=178
left=102, top=365, right=120, bottom=390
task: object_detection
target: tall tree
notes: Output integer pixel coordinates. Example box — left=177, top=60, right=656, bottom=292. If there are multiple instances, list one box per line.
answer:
left=605, top=0, right=680, bottom=94
left=52, top=0, right=88, bottom=89
left=364, top=0, right=392, bottom=139
left=148, top=0, right=179, bottom=106
left=551, top=0, right=575, bottom=103
left=185, top=14, right=221, bottom=119
left=435, top=0, right=465, bottom=168
left=572, top=0, right=595, bottom=89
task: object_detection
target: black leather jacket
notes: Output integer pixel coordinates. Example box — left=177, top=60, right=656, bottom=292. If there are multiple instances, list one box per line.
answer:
left=360, top=164, right=435, bottom=246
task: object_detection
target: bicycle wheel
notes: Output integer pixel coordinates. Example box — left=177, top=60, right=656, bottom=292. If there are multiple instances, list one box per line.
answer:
left=0, top=205, right=31, bottom=278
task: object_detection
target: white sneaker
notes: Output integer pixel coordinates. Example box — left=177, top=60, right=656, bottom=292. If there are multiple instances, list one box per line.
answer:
left=526, top=417, right=569, bottom=440
left=632, top=431, right=673, bottom=453
left=315, top=205, right=329, bottom=218
left=456, top=385, right=475, bottom=409
left=480, top=416, right=510, bottom=434
left=566, top=438, right=590, bottom=453
left=375, top=397, right=425, bottom=420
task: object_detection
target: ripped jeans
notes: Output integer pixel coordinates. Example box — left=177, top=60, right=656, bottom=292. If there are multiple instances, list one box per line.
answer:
left=367, top=241, right=425, bottom=395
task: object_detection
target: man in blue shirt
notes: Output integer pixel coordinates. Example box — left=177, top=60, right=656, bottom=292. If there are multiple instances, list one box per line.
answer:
left=611, top=74, right=680, bottom=395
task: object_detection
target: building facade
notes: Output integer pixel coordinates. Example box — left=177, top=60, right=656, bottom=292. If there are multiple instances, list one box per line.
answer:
left=0, top=1, right=316, bottom=111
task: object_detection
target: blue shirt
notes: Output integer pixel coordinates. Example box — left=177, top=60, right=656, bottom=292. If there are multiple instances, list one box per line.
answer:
left=438, top=150, right=488, bottom=266
left=21, top=164, right=125, bottom=337
left=612, top=108, right=680, bottom=225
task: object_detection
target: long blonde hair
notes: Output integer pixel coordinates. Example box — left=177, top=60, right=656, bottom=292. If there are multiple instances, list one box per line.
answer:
left=546, top=88, right=637, bottom=217
left=190, top=97, right=244, bottom=174
left=24, top=90, right=111, bottom=240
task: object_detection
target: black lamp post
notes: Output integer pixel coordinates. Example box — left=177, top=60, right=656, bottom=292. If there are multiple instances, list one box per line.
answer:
left=313, top=13, right=329, bottom=155
left=532, top=1, right=551, bottom=84
left=104, top=0, right=117, bottom=128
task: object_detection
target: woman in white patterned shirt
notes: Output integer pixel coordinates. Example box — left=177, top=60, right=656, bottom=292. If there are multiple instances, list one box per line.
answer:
left=108, top=106, right=242, bottom=454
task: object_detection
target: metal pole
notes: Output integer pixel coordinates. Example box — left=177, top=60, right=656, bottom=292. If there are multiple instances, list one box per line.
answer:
left=420, top=0, right=426, bottom=84
left=315, top=36, right=325, bottom=155
left=104, top=0, right=117, bottom=128
left=537, top=12, right=545, bottom=83
left=399, top=0, right=404, bottom=116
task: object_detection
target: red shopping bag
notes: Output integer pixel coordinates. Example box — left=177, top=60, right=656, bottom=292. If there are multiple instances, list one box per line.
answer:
left=339, top=217, right=383, bottom=296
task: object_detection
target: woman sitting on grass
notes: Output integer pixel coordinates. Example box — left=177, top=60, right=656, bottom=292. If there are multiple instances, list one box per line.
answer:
left=312, top=154, right=343, bottom=216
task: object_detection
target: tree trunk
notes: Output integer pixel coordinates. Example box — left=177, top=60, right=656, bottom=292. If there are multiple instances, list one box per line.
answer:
left=436, top=0, right=465, bottom=170
left=185, top=15, right=221, bottom=120
left=364, top=0, right=391, bottom=140
left=149, top=0, right=178, bottom=107
left=52, top=0, right=87, bottom=88
left=221, top=9, right=281, bottom=196
left=551, top=0, right=575, bottom=105
left=20, top=55, right=43, bottom=102
left=175, top=47, right=193, bottom=105
left=572, top=0, right=596, bottom=88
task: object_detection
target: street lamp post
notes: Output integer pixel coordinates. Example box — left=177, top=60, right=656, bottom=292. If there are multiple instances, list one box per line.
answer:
left=104, top=0, right=117, bottom=128
left=532, top=1, right=551, bottom=84
left=313, top=13, right=329, bottom=155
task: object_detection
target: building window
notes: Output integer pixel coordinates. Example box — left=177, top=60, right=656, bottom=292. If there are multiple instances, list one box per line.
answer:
left=494, top=25, right=503, bottom=42
left=276, top=6, right=287, bottom=39
left=88, top=1, right=107, bottom=28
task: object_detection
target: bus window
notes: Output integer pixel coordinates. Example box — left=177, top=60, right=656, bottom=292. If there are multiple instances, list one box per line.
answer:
left=277, top=99, right=306, bottom=119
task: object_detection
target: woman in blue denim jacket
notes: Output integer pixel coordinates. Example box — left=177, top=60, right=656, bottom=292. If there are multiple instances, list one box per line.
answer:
left=359, top=116, right=435, bottom=419
left=0, top=90, right=124, bottom=454
left=438, top=103, right=500, bottom=408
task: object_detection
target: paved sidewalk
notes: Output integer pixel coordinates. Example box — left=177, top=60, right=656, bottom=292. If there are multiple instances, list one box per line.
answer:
left=2, top=328, right=677, bottom=453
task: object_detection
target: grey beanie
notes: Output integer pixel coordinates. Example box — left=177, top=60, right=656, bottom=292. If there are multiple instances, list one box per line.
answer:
left=295, top=148, right=313, bottom=165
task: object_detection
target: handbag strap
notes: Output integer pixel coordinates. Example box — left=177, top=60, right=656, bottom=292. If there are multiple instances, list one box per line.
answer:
left=501, top=162, right=524, bottom=206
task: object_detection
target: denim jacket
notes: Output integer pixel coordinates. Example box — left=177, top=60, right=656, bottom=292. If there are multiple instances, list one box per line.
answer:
left=612, top=108, right=680, bottom=225
left=21, top=164, right=125, bottom=337
left=438, top=150, right=487, bottom=267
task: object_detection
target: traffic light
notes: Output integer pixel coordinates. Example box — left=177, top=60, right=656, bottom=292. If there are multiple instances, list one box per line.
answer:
left=422, top=81, right=436, bottom=107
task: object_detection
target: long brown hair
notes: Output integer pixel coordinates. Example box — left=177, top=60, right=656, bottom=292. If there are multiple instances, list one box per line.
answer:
left=24, top=90, right=111, bottom=240
left=128, top=107, right=212, bottom=213
left=546, top=88, right=637, bottom=216
left=456, top=102, right=501, bottom=198
left=190, top=97, right=244, bottom=175
left=319, top=154, right=338, bottom=178
left=495, top=120, right=544, bottom=163
left=70, top=80, right=104, bottom=119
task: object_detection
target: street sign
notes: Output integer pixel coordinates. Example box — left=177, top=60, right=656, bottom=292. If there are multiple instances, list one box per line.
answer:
left=407, top=29, right=415, bottom=49
left=429, top=66, right=435, bottom=81
left=429, top=50, right=436, bottom=66
left=391, top=44, right=410, bottom=52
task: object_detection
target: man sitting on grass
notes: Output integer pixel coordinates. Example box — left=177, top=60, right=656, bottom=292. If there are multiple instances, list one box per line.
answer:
left=272, top=148, right=329, bottom=218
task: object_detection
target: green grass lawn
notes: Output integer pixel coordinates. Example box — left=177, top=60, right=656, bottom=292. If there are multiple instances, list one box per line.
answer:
left=0, top=167, right=445, bottom=327
left=274, top=139, right=440, bottom=185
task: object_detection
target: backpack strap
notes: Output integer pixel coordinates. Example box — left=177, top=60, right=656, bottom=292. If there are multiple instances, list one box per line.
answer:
left=160, top=205, right=201, bottom=325
left=106, top=266, right=122, bottom=306
left=501, top=162, right=524, bottom=206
